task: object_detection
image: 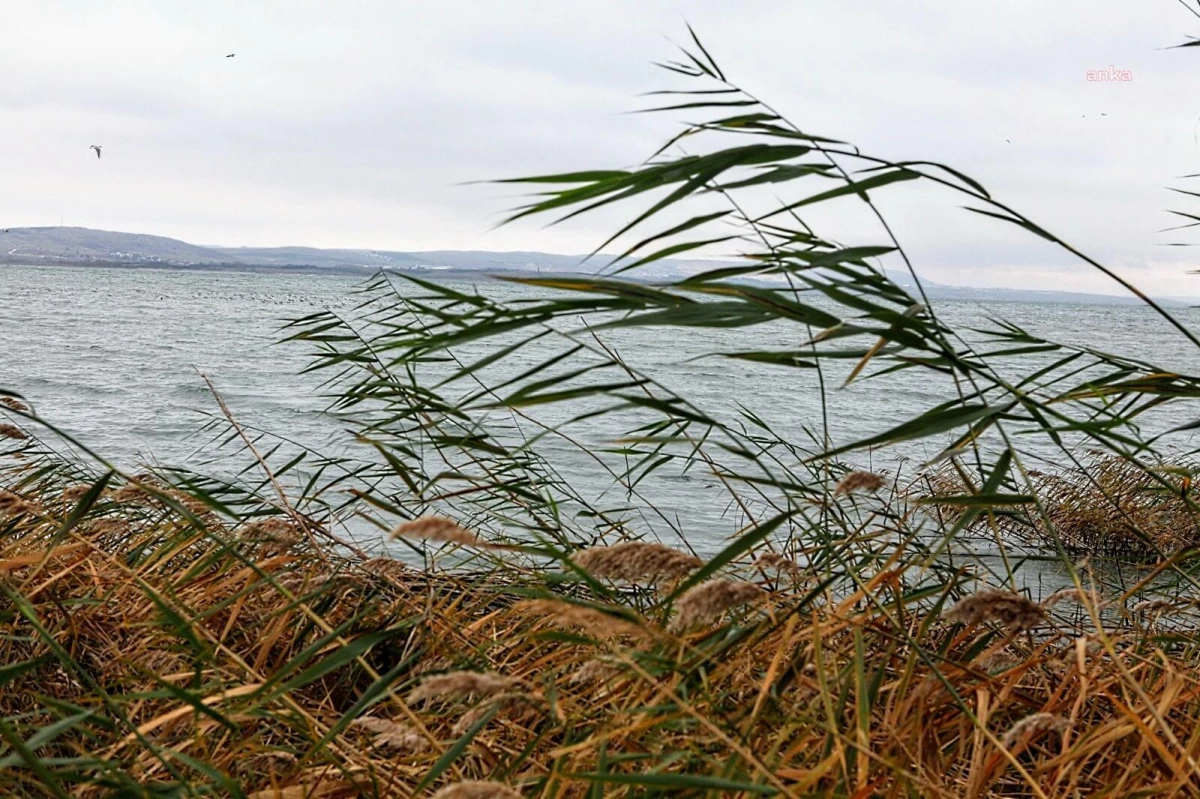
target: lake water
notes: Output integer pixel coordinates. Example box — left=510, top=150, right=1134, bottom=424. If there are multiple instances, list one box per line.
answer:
left=5, top=263, right=1200, bottom=591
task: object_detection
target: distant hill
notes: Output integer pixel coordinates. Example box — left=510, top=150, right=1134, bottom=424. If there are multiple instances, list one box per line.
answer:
left=0, top=227, right=697, bottom=278
left=0, top=227, right=229, bottom=265
left=0, top=226, right=1192, bottom=306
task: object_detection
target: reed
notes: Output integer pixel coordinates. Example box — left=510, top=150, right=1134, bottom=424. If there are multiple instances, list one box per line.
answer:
left=5, top=22, right=1200, bottom=798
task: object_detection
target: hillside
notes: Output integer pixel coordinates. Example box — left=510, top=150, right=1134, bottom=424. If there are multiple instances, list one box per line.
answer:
left=0, top=227, right=229, bottom=266
left=0, top=226, right=1190, bottom=305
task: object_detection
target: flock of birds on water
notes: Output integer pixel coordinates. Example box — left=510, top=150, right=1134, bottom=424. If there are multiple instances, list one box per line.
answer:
left=89, top=54, right=235, bottom=160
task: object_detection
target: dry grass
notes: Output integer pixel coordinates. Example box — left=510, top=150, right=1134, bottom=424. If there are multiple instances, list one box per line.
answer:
left=1, top=454, right=1200, bottom=797
left=919, top=454, right=1200, bottom=561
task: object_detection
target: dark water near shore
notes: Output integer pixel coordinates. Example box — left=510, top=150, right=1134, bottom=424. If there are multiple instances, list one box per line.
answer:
left=5, top=263, right=1200, bottom=594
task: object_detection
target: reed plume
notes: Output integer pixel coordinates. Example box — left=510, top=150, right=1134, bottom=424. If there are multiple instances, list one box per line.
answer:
left=572, top=542, right=701, bottom=583
left=1001, top=712, right=1068, bottom=748
left=431, top=782, right=522, bottom=799
left=112, top=483, right=152, bottom=504
left=835, top=471, right=886, bottom=495
left=516, top=599, right=648, bottom=639
left=943, top=589, right=1046, bottom=632
left=241, top=517, right=303, bottom=547
left=359, top=557, right=410, bottom=582
left=391, top=516, right=494, bottom=548
left=670, top=579, right=764, bottom=631
left=1040, top=587, right=1087, bottom=609
left=569, top=657, right=622, bottom=685
left=350, top=717, right=428, bottom=752
left=61, top=484, right=93, bottom=504
left=408, top=671, right=520, bottom=705
left=0, top=397, right=28, bottom=412
left=1131, top=598, right=1177, bottom=616
left=0, top=424, right=28, bottom=441
left=452, top=691, right=543, bottom=735
left=752, top=552, right=804, bottom=577
left=0, top=490, right=35, bottom=517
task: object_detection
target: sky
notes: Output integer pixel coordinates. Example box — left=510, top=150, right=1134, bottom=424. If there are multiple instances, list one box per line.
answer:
left=3, top=1, right=1200, bottom=296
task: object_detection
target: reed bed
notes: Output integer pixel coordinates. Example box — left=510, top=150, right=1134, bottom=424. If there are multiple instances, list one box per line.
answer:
left=1, top=442, right=1200, bottom=797
left=921, top=454, right=1200, bottom=561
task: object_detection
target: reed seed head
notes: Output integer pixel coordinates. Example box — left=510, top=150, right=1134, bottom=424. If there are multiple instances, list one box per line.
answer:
left=391, top=516, right=491, bottom=548
left=944, top=589, right=1046, bottom=632
left=751, top=552, right=804, bottom=576
left=359, top=556, right=409, bottom=582
left=233, top=751, right=296, bottom=779
left=431, top=782, right=522, bottom=799
left=0, top=490, right=36, bottom=517
left=571, top=542, right=702, bottom=583
left=0, top=397, right=28, bottom=412
left=61, top=484, right=93, bottom=504
left=1001, top=712, right=1068, bottom=748
left=408, top=671, right=520, bottom=705
left=1131, top=598, right=1176, bottom=616
left=569, top=657, right=622, bottom=686
left=90, top=518, right=130, bottom=538
left=835, top=471, right=886, bottom=495
left=670, top=579, right=764, bottom=631
left=241, top=517, right=303, bottom=547
left=112, top=483, right=152, bottom=504
left=0, top=424, right=28, bottom=441
left=1040, top=587, right=1090, bottom=609
left=350, top=716, right=427, bottom=752
left=516, top=599, right=647, bottom=640
left=452, top=691, right=543, bottom=735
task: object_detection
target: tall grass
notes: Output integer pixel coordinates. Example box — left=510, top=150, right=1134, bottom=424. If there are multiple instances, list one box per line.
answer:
left=5, top=28, right=1200, bottom=797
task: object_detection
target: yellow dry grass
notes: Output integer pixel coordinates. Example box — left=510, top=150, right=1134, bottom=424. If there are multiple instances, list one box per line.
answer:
left=1, top=459, right=1200, bottom=798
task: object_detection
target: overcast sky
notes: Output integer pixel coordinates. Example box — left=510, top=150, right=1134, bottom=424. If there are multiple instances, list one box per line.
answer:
left=4, top=1, right=1200, bottom=295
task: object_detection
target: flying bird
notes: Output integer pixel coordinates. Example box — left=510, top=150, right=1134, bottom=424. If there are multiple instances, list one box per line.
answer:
left=89, top=145, right=102, bottom=159
left=226, top=53, right=236, bottom=58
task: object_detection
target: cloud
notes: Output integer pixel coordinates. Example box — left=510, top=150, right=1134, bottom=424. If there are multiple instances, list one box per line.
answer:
left=2, top=1, right=1199, bottom=295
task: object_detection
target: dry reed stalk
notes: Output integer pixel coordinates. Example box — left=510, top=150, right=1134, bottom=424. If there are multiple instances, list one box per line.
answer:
left=1000, top=712, right=1068, bottom=749
left=431, top=782, right=522, bottom=799
left=0, top=424, right=28, bottom=441
left=391, top=516, right=496, bottom=548
left=943, top=589, right=1046, bottom=632
left=571, top=541, right=702, bottom=583
left=350, top=716, right=427, bottom=752
left=835, top=470, right=886, bottom=495
left=408, top=671, right=520, bottom=705
left=670, top=579, right=764, bottom=631
left=0, top=397, right=28, bottom=412
left=6, top=451, right=1200, bottom=795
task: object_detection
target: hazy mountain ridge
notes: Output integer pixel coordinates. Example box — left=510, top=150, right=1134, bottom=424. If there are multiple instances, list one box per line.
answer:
left=0, top=226, right=1191, bottom=306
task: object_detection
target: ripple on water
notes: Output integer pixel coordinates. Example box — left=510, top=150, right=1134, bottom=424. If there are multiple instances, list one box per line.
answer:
left=6, top=264, right=1200, bottom=567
